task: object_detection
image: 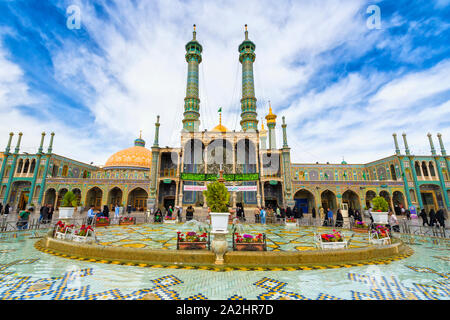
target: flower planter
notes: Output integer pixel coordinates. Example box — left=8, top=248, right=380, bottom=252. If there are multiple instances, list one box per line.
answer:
left=369, top=237, right=391, bottom=245
left=210, top=212, right=230, bottom=233
left=119, top=221, right=135, bottom=226
left=58, top=207, right=75, bottom=219
left=96, top=222, right=110, bottom=227
left=285, top=222, right=297, bottom=227
left=54, top=231, right=66, bottom=240
left=72, top=235, right=92, bottom=243
left=371, top=212, right=388, bottom=224
left=319, top=241, right=348, bottom=250
left=164, top=219, right=177, bottom=224
left=351, top=228, right=369, bottom=233
left=178, top=242, right=207, bottom=250
left=234, top=242, right=266, bottom=251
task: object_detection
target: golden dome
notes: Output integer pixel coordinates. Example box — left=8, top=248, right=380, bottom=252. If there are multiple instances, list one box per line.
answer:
left=212, top=112, right=228, bottom=132
left=265, top=106, right=277, bottom=124
left=104, top=138, right=152, bottom=169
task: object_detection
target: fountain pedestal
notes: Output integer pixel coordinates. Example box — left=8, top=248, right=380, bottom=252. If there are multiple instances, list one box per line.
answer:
left=210, top=230, right=228, bottom=265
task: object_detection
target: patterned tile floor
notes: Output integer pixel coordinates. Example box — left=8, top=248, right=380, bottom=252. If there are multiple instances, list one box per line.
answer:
left=95, top=223, right=372, bottom=251
left=0, top=227, right=449, bottom=300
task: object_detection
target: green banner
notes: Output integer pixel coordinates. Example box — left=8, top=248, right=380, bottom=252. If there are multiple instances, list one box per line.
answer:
left=180, top=172, right=259, bottom=181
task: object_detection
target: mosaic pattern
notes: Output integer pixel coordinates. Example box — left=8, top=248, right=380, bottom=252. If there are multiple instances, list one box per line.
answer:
left=0, top=229, right=448, bottom=300
left=94, top=224, right=373, bottom=251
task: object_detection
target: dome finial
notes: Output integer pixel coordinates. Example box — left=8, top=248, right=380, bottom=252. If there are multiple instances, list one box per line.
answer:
left=193, top=24, right=196, bottom=40
left=139, top=130, right=142, bottom=139
left=244, top=24, right=248, bottom=40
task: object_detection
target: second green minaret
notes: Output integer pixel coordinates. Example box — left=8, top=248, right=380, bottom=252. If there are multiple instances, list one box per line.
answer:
left=239, top=25, right=258, bottom=132
left=182, top=24, right=202, bottom=132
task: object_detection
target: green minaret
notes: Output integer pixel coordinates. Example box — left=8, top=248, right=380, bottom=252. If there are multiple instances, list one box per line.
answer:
left=182, top=24, right=202, bottom=132
left=239, top=24, right=258, bottom=131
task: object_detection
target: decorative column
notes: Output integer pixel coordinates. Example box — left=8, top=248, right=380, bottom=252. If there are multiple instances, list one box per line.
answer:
left=393, top=133, right=401, bottom=155
left=28, top=132, right=45, bottom=205
left=3, top=132, right=22, bottom=204
left=281, top=116, right=294, bottom=207
left=149, top=116, right=161, bottom=208
left=266, top=103, right=277, bottom=150
left=0, top=132, right=14, bottom=188
left=427, top=133, right=436, bottom=155
left=38, top=132, right=54, bottom=205
left=437, top=133, right=450, bottom=176
left=239, top=25, right=258, bottom=132
left=182, top=25, right=202, bottom=132
left=403, top=133, right=423, bottom=209
left=398, top=157, right=412, bottom=207
left=432, top=133, right=450, bottom=209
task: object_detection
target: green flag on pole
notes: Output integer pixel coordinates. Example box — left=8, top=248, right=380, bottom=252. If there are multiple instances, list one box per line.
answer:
left=218, top=107, right=222, bottom=113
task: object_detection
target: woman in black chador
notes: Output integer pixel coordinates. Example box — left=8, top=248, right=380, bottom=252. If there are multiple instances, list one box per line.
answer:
left=429, top=209, right=437, bottom=227
left=102, top=205, right=109, bottom=218
left=419, top=209, right=428, bottom=226
left=335, top=209, right=344, bottom=228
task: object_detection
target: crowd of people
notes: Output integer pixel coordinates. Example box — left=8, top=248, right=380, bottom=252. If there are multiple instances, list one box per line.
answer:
left=418, top=208, right=446, bottom=228
left=1, top=199, right=447, bottom=234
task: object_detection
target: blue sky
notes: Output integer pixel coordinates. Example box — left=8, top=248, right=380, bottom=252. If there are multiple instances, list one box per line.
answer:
left=0, top=0, right=449, bottom=165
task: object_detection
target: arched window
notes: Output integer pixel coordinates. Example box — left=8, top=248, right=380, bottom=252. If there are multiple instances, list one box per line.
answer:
left=421, top=161, right=428, bottom=176
left=23, top=159, right=30, bottom=173
left=415, top=162, right=421, bottom=176
left=17, top=159, right=24, bottom=173
left=30, top=159, right=36, bottom=174
left=428, top=162, right=436, bottom=177
left=62, top=165, right=69, bottom=177
left=390, top=165, right=397, bottom=180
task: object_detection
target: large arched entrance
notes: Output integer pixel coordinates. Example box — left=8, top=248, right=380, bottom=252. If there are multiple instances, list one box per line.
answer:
left=128, top=187, right=148, bottom=211
left=10, top=181, right=32, bottom=210
left=85, top=187, right=103, bottom=210
left=321, top=190, right=337, bottom=211
left=44, top=188, right=56, bottom=206
left=392, top=191, right=405, bottom=207
left=72, top=188, right=81, bottom=205
left=420, top=184, right=444, bottom=212
left=158, top=181, right=176, bottom=210
left=264, top=181, right=282, bottom=208
left=365, top=190, right=376, bottom=208
left=342, top=190, right=360, bottom=210
left=379, top=191, right=392, bottom=211
left=107, top=187, right=123, bottom=208
left=56, top=188, right=68, bottom=209
left=294, top=189, right=315, bottom=213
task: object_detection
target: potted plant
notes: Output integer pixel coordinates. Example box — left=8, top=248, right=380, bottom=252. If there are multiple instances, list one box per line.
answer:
left=164, top=214, right=177, bottom=224
left=176, top=231, right=209, bottom=250
left=72, top=225, right=95, bottom=243
left=203, top=181, right=230, bottom=233
left=119, top=216, right=136, bottom=225
left=53, top=221, right=75, bottom=240
left=233, top=233, right=266, bottom=251
left=369, top=225, right=391, bottom=245
left=315, top=230, right=348, bottom=250
left=352, top=220, right=370, bottom=233
left=371, top=196, right=389, bottom=224
left=285, top=217, right=297, bottom=227
left=95, top=216, right=110, bottom=227
left=58, top=191, right=78, bottom=219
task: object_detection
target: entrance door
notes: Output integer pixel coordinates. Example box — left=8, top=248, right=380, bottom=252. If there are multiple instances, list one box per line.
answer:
left=421, top=192, right=437, bottom=212
left=295, top=199, right=308, bottom=214
left=134, top=197, right=147, bottom=211
left=18, top=192, right=29, bottom=210
left=163, top=197, right=175, bottom=210
left=264, top=199, right=277, bottom=209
